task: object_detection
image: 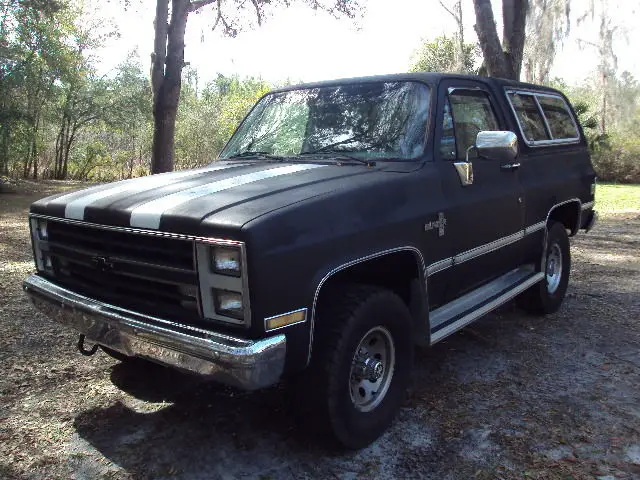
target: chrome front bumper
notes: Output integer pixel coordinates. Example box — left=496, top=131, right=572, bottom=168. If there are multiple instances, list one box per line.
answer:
left=23, top=275, right=286, bottom=390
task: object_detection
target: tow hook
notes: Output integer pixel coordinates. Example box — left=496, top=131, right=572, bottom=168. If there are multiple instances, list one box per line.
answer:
left=77, top=334, right=99, bottom=356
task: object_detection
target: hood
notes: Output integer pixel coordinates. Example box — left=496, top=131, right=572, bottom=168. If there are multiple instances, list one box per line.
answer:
left=31, top=161, right=395, bottom=236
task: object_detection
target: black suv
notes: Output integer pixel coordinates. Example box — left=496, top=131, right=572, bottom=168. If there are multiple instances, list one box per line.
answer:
left=24, top=73, right=597, bottom=448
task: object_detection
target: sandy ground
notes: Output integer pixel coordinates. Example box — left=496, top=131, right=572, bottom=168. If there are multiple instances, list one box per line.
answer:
left=1, top=183, right=639, bottom=480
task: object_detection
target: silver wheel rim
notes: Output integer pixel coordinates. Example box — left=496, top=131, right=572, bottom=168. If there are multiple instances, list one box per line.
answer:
left=349, top=326, right=395, bottom=413
left=546, top=243, right=563, bottom=294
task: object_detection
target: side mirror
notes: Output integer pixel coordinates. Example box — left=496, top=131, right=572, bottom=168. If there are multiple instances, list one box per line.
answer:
left=475, top=130, right=518, bottom=162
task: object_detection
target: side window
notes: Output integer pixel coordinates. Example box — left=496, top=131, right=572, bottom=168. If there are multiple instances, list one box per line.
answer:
left=448, top=90, right=500, bottom=159
left=439, top=98, right=456, bottom=159
left=536, top=95, right=579, bottom=140
left=508, top=93, right=550, bottom=142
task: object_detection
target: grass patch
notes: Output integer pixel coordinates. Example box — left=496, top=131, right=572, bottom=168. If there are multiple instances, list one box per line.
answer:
left=596, top=183, right=640, bottom=213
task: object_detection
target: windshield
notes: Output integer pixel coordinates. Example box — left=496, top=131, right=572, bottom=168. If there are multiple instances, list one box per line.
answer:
left=219, top=81, right=430, bottom=161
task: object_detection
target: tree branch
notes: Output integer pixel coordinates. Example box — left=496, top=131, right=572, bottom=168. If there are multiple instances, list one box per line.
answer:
left=189, top=0, right=217, bottom=12
left=250, top=0, right=262, bottom=26
left=439, top=1, right=460, bottom=22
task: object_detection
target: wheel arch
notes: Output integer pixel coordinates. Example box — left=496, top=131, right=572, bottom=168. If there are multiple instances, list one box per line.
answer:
left=308, top=247, right=427, bottom=364
left=547, top=198, right=582, bottom=236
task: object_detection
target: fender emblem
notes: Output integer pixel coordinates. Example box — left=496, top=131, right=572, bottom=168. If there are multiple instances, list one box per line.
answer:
left=424, top=212, right=447, bottom=237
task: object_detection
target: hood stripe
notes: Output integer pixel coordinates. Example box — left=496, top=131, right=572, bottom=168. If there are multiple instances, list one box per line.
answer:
left=63, top=163, right=237, bottom=220
left=130, top=163, right=326, bottom=229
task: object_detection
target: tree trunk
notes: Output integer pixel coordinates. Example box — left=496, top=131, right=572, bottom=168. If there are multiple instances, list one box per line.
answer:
left=129, top=135, right=136, bottom=179
left=32, top=133, right=38, bottom=180
left=151, top=0, right=178, bottom=174
left=0, top=122, right=9, bottom=177
left=152, top=101, right=179, bottom=174
left=473, top=0, right=529, bottom=80
left=55, top=119, right=65, bottom=179
left=502, top=0, right=528, bottom=79
left=23, top=147, right=31, bottom=178
left=455, top=1, right=465, bottom=72
left=62, top=122, right=77, bottom=180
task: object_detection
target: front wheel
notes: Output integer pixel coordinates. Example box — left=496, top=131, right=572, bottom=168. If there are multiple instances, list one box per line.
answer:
left=308, top=285, right=413, bottom=449
left=518, top=221, right=571, bottom=314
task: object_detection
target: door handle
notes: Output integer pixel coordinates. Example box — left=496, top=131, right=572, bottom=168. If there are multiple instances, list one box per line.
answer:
left=500, top=162, right=520, bottom=171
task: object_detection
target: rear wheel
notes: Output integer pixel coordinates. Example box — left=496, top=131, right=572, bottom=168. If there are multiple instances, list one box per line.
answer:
left=305, top=285, right=413, bottom=449
left=518, top=221, right=571, bottom=314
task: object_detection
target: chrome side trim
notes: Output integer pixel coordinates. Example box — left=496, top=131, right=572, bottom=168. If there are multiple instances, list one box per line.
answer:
left=430, top=272, right=544, bottom=344
left=427, top=257, right=454, bottom=276
left=308, top=246, right=426, bottom=364
left=264, top=307, right=308, bottom=332
left=424, top=199, right=582, bottom=277
left=23, top=274, right=285, bottom=390
left=581, top=201, right=594, bottom=210
left=455, top=230, right=524, bottom=265
left=524, top=221, right=546, bottom=235
left=28, top=214, right=244, bottom=246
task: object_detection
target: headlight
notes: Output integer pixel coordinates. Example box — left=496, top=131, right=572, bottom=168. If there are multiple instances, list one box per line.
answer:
left=36, top=220, right=48, bottom=240
left=214, top=289, right=244, bottom=319
left=195, top=240, right=249, bottom=326
left=30, top=218, right=52, bottom=272
left=211, top=246, right=241, bottom=276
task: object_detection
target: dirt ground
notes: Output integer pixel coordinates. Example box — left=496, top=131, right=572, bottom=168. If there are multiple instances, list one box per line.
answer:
left=1, top=183, right=639, bottom=480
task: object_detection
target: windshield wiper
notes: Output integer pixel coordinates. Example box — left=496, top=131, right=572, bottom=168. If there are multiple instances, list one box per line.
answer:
left=298, top=150, right=375, bottom=167
left=226, top=151, right=286, bottom=161
left=303, top=134, right=369, bottom=155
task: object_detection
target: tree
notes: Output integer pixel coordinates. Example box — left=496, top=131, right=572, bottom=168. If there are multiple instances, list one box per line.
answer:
left=472, top=0, right=529, bottom=80
left=0, top=0, right=71, bottom=178
left=150, top=0, right=360, bottom=174
left=473, top=0, right=575, bottom=82
left=410, top=36, right=480, bottom=74
left=576, top=0, right=622, bottom=135
left=523, top=0, right=572, bottom=84
left=438, top=1, right=467, bottom=73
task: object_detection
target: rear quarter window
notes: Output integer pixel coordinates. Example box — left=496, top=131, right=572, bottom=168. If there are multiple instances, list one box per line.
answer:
left=507, top=93, right=550, bottom=142
left=507, top=90, right=581, bottom=146
left=537, top=95, right=579, bottom=140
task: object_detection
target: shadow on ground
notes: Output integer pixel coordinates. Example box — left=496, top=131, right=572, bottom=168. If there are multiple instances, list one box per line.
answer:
left=73, top=360, right=341, bottom=479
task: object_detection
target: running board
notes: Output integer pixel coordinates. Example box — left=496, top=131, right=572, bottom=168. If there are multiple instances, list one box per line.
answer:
left=430, top=265, right=544, bottom=345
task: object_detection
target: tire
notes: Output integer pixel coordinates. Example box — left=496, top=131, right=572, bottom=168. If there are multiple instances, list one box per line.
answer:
left=518, top=221, right=571, bottom=314
left=305, top=284, right=413, bottom=449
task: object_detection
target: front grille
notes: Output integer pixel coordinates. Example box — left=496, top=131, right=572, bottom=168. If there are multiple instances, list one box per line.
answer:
left=45, top=220, right=200, bottom=323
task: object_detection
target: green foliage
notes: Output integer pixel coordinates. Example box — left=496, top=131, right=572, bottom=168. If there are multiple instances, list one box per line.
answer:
left=1, top=0, right=271, bottom=183
left=174, top=74, right=270, bottom=170
left=410, top=36, right=480, bottom=74
left=537, top=76, right=640, bottom=184
left=590, top=134, right=640, bottom=184
left=595, top=184, right=640, bottom=213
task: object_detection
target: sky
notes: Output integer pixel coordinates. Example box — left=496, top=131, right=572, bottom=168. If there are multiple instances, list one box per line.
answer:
left=91, top=0, right=640, bottom=86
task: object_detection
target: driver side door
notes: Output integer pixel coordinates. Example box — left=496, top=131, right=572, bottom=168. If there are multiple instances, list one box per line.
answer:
left=435, top=80, right=525, bottom=302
